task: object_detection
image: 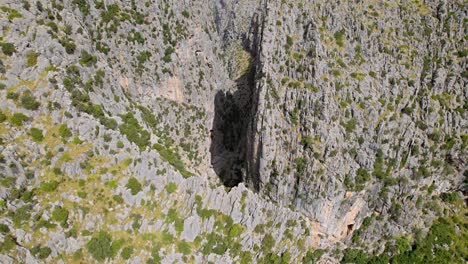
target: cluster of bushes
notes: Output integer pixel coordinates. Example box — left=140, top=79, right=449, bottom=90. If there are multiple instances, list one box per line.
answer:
left=352, top=216, right=373, bottom=243
left=120, top=246, right=133, bottom=260
left=79, top=50, right=97, bottom=67
left=163, top=46, right=174, bottom=63
left=70, top=89, right=117, bottom=130
left=1, top=42, right=15, bottom=56
left=40, top=181, right=59, bottom=192
left=30, top=246, right=52, bottom=260
left=119, top=112, right=150, bottom=150
left=11, top=113, right=29, bottom=126
left=20, top=90, right=40, bottom=110
left=136, top=51, right=151, bottom=74
left=10, top=205, right=32, bottom=227
left=194, top=195, right=216, bottom=219
left=165, top=182, right=177, bottom=194
left=373, top=149, right=388, bottom=179
left=59, top=124, right=72, bottom=139
left=72, top=0, right=90, bottom=16
left=1, top=6, right=22, bottom=22
left=52, top=206, right=69, bottom=227
left=101, top=4, right=120, bottom=23
left=0, top=111, right=7, bottom=123
left=343, top=204, right=466, bottom=264
left=86, top=231, right=113, bottom=261
left=302, top=249, right=325, bottom=263
left=59, top=38, right=76, bottom=54
left=334, top=30, right=345, bottom=47
left=153, top=143, right=192, bottom=178
left=29, top=128, right=44, bottom=142
left=353, top=168, right=370, bottom=191
left=125, top=177, right=142, bottom=195
left=26, top=51, right=39, bottom=67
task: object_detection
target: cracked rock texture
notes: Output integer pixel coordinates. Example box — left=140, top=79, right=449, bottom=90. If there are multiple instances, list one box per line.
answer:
left=0, top=0, right=466, bottom=263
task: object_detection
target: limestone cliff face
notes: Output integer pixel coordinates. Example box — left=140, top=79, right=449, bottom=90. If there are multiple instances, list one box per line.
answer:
left=244, top=0, right=466, bottom=244
left=0, top=0, right=466, bottom=263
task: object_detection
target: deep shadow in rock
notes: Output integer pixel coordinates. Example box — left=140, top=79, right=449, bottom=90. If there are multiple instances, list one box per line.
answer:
left=210, top=67, right=255, bottom=188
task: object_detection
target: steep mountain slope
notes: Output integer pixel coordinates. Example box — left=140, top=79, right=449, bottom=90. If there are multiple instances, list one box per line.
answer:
left=0, top=0, right=466, bottom=263
left=246, top=0, right=466, bottom=245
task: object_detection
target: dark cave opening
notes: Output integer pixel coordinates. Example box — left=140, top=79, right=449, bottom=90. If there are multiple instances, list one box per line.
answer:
left=347, top=224, right=354, bottom=236
left=210, top=67, right=255, bottom=188
left=210, top=11, right=263, bottom=188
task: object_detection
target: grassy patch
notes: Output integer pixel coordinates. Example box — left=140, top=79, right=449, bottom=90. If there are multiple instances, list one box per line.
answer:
left=26, top=51, right=39, bottom=67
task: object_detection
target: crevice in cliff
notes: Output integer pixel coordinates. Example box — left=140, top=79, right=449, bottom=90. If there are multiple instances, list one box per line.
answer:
left=209, top=3, right=266, bottom=188
left=210, top=63, right=256, bottom=188
left=244, top=0, right=268, bottom=192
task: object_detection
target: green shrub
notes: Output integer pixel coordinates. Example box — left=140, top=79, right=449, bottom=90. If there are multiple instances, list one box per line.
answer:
left=101, top=4, right=120, bottom=23
left=11, top=205, right=31, bottom=227
left=0, top=112, right=7, bottom=123
left=261, top=234, right=275, bottom=251
left=440, top=192, right=460, bottom=204
left=20, top=91, right=40, bottom=110
left=119, top=113, right=150, bottom=150
left=162, top=46, right=174, bottom=63
left=334, top=30, right=345, bottom=47
left=373, top=149, right=387, bottom=180
left=11, top=113, right=28, bottom=126
left=59, top=124, right=72, bottom=139
left=153, top=144, right=192, bottom=178
left=0, top=234, right=16, bottom=253
left=137, top=51, right=151, bottom=64
left=350, top=72, right=366, bottom=82
left=0, top=223, right=10, bottom=234
left=113, top=195, right=124, bottom=204
left=26, top=51, right=39, bottom=67
left=72, top=0, right=90, bottom=15
left=70, top=89, right=117, bottom=130
left=228, top=224, right=243, bottom=239
left=165, top=182, right=177, bottom=194
left=108, top=180, right=118, bottom=189
left=125, top=177, right=142, bottom=195
left=73, top=136, right=83, bottom=144
left=121, top=246, right=133, bottom=260
left=300, top=135, right=313, bottom=149
left=147, top=246, right=161, bottom=263
left=40, top=181, right=59, bottom=192
left=52, top=206, right=69, bottom=227
left=110, top=239, right=124, bottom=259
left=354, top=168, right=370, bottom=191
left=303, top=249, right=325, bottom=263
left=36, top=219, right=56, bottom=229
left=29, top=127, right=44, bottom=142
left=59, top=38, right=76, bottom=54
left=1, top=43, right=15, bottom=56
left=116, top=141, right=124, bottom=148
left=37, top=247, right=52, bottom=259
left=86, top=231, right=113, bottom=261
left=177, top=241, right=191, bottom=255
left=343, top=118, right=356, bottom=133
left=65, top=228, right=78, bottom=238
left=175, top=218, right=184, bottom=234
left=79, top=50, right=97, bottom=66
left=342, top=249, right=368, bottom=264
left=0, top=176, right=14, bottom=187
left=7, top=91, right=19, bottom=100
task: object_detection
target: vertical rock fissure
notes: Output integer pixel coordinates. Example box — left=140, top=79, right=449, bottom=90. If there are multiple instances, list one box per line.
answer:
left=210, top=1, right=267, bottom=188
